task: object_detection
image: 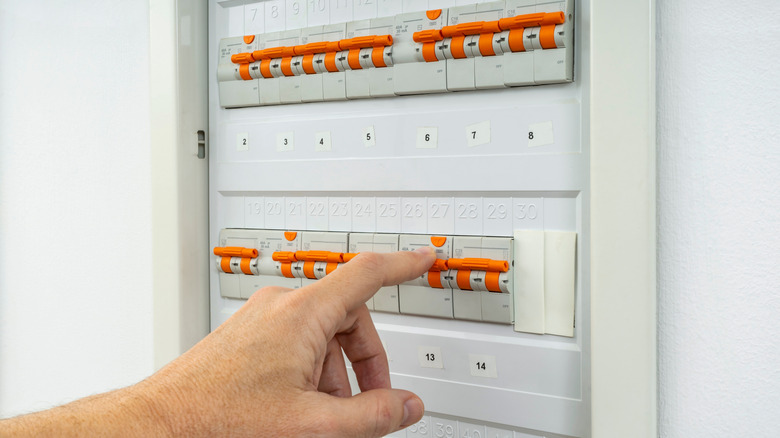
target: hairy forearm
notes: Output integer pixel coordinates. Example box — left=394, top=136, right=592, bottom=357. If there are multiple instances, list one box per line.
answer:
left=0, top=382, right=173, bottom=437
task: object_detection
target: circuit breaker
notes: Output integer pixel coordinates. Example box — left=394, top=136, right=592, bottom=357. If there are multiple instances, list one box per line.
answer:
left=209, top=0, right=586, bottom=436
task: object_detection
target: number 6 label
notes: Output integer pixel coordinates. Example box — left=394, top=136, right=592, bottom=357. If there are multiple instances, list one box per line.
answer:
left=416, top=127, right=438, bottom=149
left=418, top=346, right=444, bottom=369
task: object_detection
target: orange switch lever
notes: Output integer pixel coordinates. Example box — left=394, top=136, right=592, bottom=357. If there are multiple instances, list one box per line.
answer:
left=480, top=20, right=502, bottom=33
left=498, top=11, right=565, bottom=31
left=272, top=251, right=298, bottom=262
left=441, top=22, right=485, bottom=37
left=340, top=35, right=393, bottom=50
left=429, top=259, right=449, bottom=271
left=213, top=246, right=258, bottom=258
left=412, top=29, right=444, bottom=43
left=447, top=258, right=509, bottom=272
left=253, top=46, right=297, bottom=60
left=342, top=253, right=359, bottom=262
left=231, top=52, right=255, bottom=64
left=294, top=251, right=344, bottom=263
left=295, top=41, right=329, bottom=55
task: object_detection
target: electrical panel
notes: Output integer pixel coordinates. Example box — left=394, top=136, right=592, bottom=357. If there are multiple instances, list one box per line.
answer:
left=209, top=0, right=587, bottom=436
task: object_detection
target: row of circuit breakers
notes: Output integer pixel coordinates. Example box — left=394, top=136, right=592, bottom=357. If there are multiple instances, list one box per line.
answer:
left=216, top=229, right=577, bottom=336
left=217, top=0, right=574, bottom=107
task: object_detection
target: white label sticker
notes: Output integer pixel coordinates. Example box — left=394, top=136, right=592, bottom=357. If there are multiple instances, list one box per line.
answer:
left=416, top=127, right=438, bottom=149
left=277, top=132, right=294, bottom=151
left=528, top=121, right=554, bottom=147
left=362, top=126, right=376, bottom=147
left=418, top=346, right=443, bottom=369
left=466, top=120, right=491, bottom=147
left=469, top=354, right=498, bottom=378
left=236, top=132, right=249, bottom=151
left=315, top=131, right=332, bottom=151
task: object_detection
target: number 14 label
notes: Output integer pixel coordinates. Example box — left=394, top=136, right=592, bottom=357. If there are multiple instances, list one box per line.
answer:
left=469, top=354, right=497, bottom=378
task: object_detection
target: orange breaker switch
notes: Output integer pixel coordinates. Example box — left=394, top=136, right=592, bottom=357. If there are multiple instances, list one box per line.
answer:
left=441, top=22, right=485, bottom=38
left=429, top=259, right=449, bottom=271
left=412, top=29, right=444, bottom=43
left=294, top=250, right=344, bottom=263
left=447, top=258, right=509, bottom=272
left=497, top=11, right=565, bottom=31
left=340, top=35, right=393, bottom=50
left=214, top=246, right=258, bottom=258
left=252, top=46, right=297, bottom=60
left=231, top=52, right=255, bottom=64
left=272, top=251, right=298, bottom=262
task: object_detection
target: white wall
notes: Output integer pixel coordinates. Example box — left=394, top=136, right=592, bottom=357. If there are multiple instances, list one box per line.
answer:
left=657, top=0, right=780, bottom=436
left=0, top=1, right=154, bottom=417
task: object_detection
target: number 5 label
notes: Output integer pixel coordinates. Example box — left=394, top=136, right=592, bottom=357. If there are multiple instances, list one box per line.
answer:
left=418, top=346, right=444, bottom=369
left=362, top=126, right=376, bottom=147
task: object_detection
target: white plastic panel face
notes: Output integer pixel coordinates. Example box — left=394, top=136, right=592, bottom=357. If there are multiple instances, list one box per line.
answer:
left=209, top=1, right=587, bottom=436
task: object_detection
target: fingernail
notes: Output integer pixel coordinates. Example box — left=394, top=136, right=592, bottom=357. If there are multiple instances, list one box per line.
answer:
left=401, top=397, right=423, bottom=428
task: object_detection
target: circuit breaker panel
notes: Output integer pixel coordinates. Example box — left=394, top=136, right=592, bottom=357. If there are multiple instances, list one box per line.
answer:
left=209, top=1, right=587, bottom=437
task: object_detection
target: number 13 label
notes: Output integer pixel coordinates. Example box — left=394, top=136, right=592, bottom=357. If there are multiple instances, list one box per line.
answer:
left=418, top=346, right=443, bottom=369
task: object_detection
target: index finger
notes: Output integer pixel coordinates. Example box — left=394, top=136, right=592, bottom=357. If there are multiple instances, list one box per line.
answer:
left=301, top=247, right=436, bottom=314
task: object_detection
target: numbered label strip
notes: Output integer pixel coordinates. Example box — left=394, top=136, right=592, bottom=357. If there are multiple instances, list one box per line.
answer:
left=243, top=195, right=546, bottom=237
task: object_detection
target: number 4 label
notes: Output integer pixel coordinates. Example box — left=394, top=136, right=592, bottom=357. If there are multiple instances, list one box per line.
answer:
left=418, top=346, right=443, bottom=369
left=315, top=131, right=331, bottom=152
left=468, top=354, right=497, bottom=378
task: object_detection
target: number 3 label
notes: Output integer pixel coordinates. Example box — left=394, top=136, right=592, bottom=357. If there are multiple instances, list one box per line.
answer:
left=418, top=346, right=443, bottom=369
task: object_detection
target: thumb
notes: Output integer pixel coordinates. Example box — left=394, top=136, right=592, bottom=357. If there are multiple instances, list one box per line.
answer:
left=323, top=389, right=424, bottom=438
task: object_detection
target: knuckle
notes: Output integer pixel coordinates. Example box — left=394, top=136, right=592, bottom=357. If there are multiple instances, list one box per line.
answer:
left=372, top=397, right=397, bottom=436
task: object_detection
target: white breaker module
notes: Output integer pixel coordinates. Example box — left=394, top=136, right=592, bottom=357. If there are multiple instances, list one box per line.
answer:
left=209, top=0, right=586, bottom=437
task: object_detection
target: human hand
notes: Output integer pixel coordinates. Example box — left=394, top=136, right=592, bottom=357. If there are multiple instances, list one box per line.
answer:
left=142, top=247, right=436, bottom=437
